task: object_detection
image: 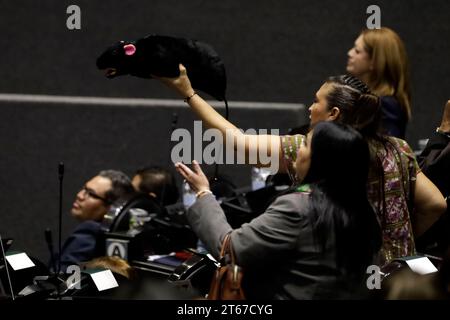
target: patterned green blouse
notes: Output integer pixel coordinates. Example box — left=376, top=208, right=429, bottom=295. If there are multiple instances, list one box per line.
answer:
left=281, top=134, right=419, bottom=266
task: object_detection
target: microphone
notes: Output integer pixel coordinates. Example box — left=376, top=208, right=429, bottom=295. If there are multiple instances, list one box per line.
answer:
left=45, top=228, right=53, bottom=248
left=17, top=228, right=67, bottom=299
left=163, top=112, right=179, bottom=207
left=57, top=162, right=64, bottom=276
left=58, top=162, right=64, bottom=180
left=0, top=234, right=15, bottom=300
left=45, top=229, right=56, bottom=273
left=19, top=165, right=67, bottom=300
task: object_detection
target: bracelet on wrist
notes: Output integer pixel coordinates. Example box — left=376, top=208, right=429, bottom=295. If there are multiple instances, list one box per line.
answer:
left=184, top=91, right=197, bottom=103
left=436, top=127, right=450, bottom=139
left=196, top=189, right=212, bottom=199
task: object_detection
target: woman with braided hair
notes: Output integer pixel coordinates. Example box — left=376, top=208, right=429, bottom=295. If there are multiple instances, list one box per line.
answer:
left=155, top=65, right=446, bottom=267
left=311, top=75, right=442, bottom=266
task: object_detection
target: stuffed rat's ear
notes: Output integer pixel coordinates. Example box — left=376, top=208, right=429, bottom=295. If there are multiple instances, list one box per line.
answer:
left=123, top=44, right=136, bottom=56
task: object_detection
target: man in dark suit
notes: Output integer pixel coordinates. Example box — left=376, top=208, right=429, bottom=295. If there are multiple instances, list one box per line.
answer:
left=58, top=170, right=135, bottom=272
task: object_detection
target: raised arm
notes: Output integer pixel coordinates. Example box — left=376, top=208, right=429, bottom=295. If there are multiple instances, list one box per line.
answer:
left=156, top=64, right=287, bottom=173
left=176, top=161, right=304, bottom=265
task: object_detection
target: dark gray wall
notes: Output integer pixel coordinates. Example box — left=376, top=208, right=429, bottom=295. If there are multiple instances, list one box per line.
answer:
left=1, top=0, right=449, bottom=145
left=0, top=0, right=449, bottom=261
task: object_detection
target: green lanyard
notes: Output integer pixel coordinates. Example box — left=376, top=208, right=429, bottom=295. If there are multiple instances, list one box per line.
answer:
left=296, top=184, right=311, bottom=193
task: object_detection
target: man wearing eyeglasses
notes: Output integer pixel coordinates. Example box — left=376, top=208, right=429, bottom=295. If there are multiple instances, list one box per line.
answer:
left=57, top=170, right=135, bottom=272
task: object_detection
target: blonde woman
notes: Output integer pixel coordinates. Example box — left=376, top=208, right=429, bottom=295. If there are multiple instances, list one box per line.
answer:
left=347, top=27, right=411, bottom=139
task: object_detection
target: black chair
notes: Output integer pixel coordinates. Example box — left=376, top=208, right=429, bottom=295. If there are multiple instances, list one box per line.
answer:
left=103, top=193, right=197, bottom=259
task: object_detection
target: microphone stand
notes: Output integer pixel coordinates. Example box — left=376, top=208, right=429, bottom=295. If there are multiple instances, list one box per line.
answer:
left=0, top=234, right=15, bottom=300
left=165, top=112, right=178, bottom=207
left=54, top=162, right=65, bottom=299
left=57, top=162, right=64, bottom=277
left=17, top=165, right=66, bottom=300
left=45, top=229, right=57, bottom=279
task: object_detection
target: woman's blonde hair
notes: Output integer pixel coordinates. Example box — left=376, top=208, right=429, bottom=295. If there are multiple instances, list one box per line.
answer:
left=82, top=256, right=136, bottom=279
left=361, top=27, right=412, bottom=120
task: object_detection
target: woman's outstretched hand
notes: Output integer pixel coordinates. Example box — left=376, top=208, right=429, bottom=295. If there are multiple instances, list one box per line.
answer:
left=152, top=64, right=195, bottom=99
left=175, top=160, right=210, bottom=193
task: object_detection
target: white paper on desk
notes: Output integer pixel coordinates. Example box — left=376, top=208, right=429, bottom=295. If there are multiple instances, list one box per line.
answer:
left=147, top=252, right=175, bottom=262
left=405, top=257, right=438, bottom=275
left=89, top=269, right=119, bottom=291
left=5, top=252, right=35, bottom=271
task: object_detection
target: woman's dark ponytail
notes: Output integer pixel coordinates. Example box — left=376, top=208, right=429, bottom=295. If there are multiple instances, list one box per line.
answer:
left=352, top=92, right=381, bottom=136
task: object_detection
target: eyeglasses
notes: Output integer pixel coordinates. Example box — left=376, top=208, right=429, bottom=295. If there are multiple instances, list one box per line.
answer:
left=80, top=186, right=109, bottom=203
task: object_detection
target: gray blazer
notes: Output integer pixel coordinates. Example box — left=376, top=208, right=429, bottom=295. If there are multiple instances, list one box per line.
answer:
left=187, top=192, right=366, bottom=299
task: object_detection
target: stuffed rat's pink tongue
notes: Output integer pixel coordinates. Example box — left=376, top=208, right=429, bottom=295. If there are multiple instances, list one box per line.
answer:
left=124, top=44, right=136, bottom=56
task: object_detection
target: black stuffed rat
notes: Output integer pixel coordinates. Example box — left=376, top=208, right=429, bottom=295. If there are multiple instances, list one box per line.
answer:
left=96, top=34, right=227, bottom=101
